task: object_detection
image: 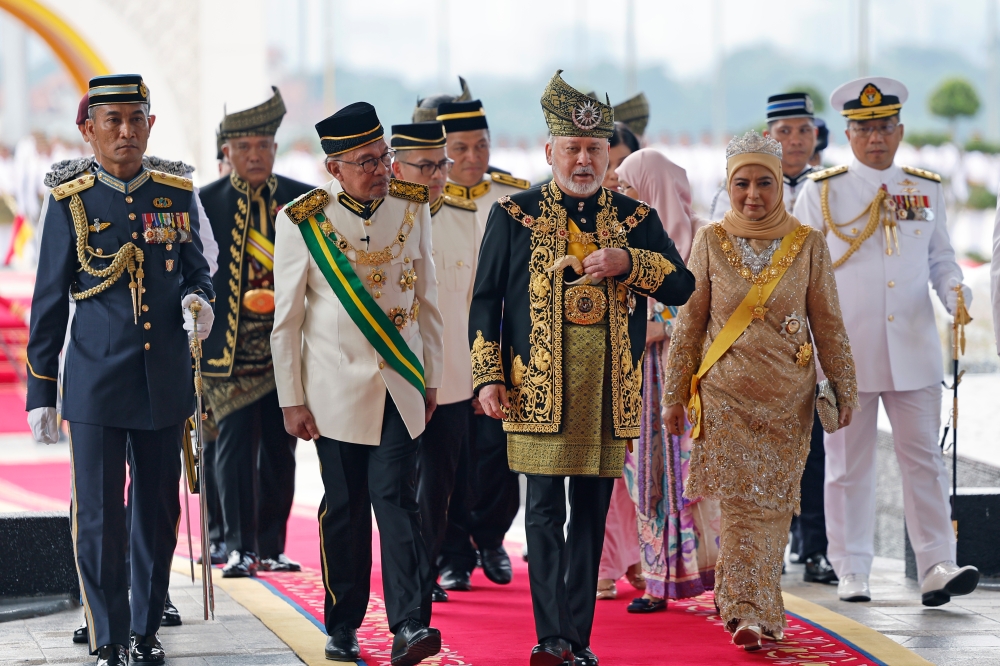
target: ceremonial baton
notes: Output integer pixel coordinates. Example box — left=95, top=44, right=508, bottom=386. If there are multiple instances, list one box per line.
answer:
left=189, top=299, right=215, bottom=620
left=944, top=285, right=972, bottom=537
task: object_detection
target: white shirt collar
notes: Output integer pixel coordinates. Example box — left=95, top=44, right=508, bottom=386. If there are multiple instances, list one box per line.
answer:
left=850, top=156, right=901, bottom=186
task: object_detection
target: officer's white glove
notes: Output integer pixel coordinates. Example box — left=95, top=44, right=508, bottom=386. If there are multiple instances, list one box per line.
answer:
left=28, top=407, right=59, bottom=444
left=945, top=277, right=973, bottom=316
left=182, top=294, right=214, bottom=340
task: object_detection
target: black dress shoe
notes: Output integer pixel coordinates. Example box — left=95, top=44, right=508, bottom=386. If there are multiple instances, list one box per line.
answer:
left=479, top=546, right=513, bottom=585
left=438, top=565, right=472, bottom=591
left=431, top=582, right=449, bottom=602
left=390, top=619, right=441, bottom=666
left=197, top=541, right=228, bottom=565
left=96, top=644, right=128, bottom=666
left=260, top=553, right=302, bottom=572
left=627, top=597, right=667, bottom=613
left=130, top=632, right=165, bottom=664
left=575, top=647, right=599, bottom=666
left=325, top=626, right=360, bottom=661
left=222, top=550, right=258, bottom=578
left=160, top=592, right=182, bottom=627
left=530, top=637, right=573, bottom=666
left=803, top=552, right=839, bottom=584
left=73, top=622, right=89, bottom=644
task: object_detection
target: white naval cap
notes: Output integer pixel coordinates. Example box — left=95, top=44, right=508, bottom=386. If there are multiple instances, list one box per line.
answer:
left=830, top=77, right=908, bottom=121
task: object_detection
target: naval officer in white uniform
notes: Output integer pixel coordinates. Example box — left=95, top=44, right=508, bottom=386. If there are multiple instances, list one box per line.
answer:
left=794, top=77, right=980, bottom=606
left=271, top=102, right=445, bottom=666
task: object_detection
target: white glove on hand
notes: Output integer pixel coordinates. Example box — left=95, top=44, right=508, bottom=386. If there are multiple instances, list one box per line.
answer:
left=945, top=277, right=973, bottom=315
left=28, top=407, right=59, bottom=444
left=182, top=294, right=214, bottom=341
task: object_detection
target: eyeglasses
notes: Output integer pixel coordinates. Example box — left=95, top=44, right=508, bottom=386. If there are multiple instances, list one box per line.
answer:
left=850, top=122, right=899, bottom=137
left=333, top=149, right=395, bottom=174
left=396, top=158, right=454, bottom=177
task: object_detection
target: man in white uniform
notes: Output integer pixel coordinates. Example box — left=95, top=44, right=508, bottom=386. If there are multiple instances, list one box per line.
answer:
left=390, top=121, right=482, bottom=604
left=709, top=92, right=819, bottom=220
left=271, top=102, right=445, bottom=665
left=435, top=98, right=530, bottom=590
left=794, top=77, right=980, bottom=606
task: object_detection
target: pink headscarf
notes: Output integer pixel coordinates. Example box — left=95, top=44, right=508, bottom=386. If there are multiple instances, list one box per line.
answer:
left=616, top=148, right=699, bottom=261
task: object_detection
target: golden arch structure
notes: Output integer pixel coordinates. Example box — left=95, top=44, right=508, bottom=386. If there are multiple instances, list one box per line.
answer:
left=0, top=0, right=268, bottom=181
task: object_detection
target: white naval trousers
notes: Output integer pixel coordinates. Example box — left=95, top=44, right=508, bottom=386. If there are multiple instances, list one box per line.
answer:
left=824, top=385, right=955, bottom=582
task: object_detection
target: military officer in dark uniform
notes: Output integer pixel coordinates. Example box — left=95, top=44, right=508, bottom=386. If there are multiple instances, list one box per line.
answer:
left=469, top=71, right=694, bottom=666
left=198, top=88, right=314, bottom=577
left=26, top=74, right=215, bottom=666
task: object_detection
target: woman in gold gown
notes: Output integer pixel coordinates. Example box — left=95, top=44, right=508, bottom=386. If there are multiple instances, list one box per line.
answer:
left=662, top=131, right=858, bottom=650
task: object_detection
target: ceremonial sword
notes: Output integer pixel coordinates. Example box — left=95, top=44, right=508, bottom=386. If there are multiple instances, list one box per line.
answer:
left=189, top=299, right=215, bottom=620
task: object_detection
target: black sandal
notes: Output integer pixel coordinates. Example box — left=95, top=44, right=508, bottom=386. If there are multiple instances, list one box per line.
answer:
left=627, top=597, right=667, bottom=613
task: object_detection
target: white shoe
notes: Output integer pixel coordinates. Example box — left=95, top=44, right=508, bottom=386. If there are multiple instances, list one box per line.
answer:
left=920, top=561, right=979, bottom=607
left=837, top=573, right=871, bottom=602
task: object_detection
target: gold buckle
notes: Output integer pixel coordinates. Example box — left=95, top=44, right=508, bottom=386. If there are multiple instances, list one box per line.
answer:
left=564, top=285, right=607, bottom=325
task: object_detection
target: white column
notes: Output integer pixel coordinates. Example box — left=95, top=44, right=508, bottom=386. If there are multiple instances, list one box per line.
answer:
left=0, top=12, right=29, bottom=144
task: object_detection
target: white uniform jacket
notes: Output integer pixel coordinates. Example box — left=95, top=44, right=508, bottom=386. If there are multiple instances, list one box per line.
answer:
left=794, top=158, right=963, bottom=393
left=429, top=195, right=481, bottom=405
left=271, top=179, right=445, bottom=445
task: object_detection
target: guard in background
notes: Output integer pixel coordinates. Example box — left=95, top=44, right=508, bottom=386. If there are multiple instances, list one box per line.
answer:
left=200, top=88, right=313, bottom=577
left=795, top=77, right=980, bottom=606
left=390, top=121, right=481, bottom=603
left=26, top=75, right=214, bottom=666
left=271, top=102, right=445, bottom=665
left=435, top=97, right=530, bottom=592
left=469, top=71, right=695, bottom=665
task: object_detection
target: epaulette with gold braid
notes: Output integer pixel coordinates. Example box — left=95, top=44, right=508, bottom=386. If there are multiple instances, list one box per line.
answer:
left=389, top=178, right=429, bottom=203
left=284, top=188, right=330, bottom=224
left=490, top=172, right=531, bottom=190
left=52, top=174, right=95, bottom=201
left=807, top=165, right=848, bottom=182
left=902, top=166, right=942, bottom=183
left=149, top=170, right=193, bottom=191
left=443, top=194, right=477, bottom=212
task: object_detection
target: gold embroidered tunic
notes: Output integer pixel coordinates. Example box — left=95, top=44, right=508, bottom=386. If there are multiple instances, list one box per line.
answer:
left=469, top=181, right=696, bottom=476
left=663, top=223, right=858, bottom=512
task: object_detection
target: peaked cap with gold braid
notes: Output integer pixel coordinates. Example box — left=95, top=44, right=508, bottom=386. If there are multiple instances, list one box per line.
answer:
left=541, top=70, right=615, bottom=139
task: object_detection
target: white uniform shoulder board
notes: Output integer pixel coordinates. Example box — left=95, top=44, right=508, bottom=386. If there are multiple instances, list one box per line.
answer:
left=901, top=166, right=942, bottom=183
left=807, top=165, right=849, bottom=182
left=490, top=172, right=530, bottom=190
left=442, top=194, right=477, bottom=212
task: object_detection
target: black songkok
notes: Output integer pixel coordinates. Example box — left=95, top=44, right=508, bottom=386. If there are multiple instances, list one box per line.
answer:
left=391, top=122, right=446, bottom=151
left=315, top=102, right=384, bottom=156
left=436, top=100, right=489, bottom=134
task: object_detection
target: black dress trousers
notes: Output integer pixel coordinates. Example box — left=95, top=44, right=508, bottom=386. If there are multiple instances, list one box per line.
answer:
left=315, top=393, right=431, bottom=634
left=796, top=410, right=829, bottom=558
left=256, top=390, right=297, bottom=560
left=69, top=421, right=183, bottom=653
left=214, top=403, right=259, bottom=556
left=524, top=474, right=613, bottom=651
left=416, top=399, right=471, bottom=577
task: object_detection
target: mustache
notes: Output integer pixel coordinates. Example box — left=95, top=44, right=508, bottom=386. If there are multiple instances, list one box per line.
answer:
left=571, top=166, right=596, bottom=178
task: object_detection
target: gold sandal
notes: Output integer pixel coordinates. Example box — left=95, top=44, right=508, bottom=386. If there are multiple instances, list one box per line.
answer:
left=596, top=579, right=617, bottom=600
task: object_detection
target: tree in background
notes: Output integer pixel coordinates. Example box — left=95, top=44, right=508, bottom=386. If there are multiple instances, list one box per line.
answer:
left=788, top=84, right=826, bottom=114
left=929, top=77, right=981, bottom=138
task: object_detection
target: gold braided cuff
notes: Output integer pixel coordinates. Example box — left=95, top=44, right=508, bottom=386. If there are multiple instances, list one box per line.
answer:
left=623, top=247, right=676, bottom=294
left=471, top=330, right=504, bottom=391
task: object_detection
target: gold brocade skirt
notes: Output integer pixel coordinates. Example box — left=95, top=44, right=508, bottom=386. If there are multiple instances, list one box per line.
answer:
left=715, top=497, right=793, bottom=633
left=507, top=319, right=626, bottom=477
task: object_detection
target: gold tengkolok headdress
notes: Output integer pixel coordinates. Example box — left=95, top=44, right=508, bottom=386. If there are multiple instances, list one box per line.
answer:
left=541, top=70, right=615, bottom=139
left=219, top=86, right=286, bottom=139
left=613, top=92, right=650, bottom=137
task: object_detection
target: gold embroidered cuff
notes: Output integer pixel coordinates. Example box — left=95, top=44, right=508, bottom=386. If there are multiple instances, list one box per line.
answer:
left=471, top=330, right=504, bottom=390
left=624, top=247, right=676, bottom=293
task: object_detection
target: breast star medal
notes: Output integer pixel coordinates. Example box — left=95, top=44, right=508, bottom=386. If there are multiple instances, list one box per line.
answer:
left=796, top=342, right=813, bottom=366
left=782, top=313, right=802, bottom=335
left=367, top=268, right=387, bottom=298
left=389, top=307, right=408, bottom=331
left=750, top=304, right=768, bottom=321
left=399, top=268, right=417, bottom=291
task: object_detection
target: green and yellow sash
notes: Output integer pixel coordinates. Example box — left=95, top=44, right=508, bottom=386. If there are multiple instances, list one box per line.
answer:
left=687, top=227, right=805, bottom=438
left=298, top=213, right=425, bottom=395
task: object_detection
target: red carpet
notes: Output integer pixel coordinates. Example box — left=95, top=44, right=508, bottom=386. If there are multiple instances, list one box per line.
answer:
left=0, top=386, right=29, bottom=433
left=0, top=462, right=891, bottom=665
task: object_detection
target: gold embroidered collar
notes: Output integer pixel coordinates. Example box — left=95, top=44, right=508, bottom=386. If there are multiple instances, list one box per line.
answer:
left=429, top=196, right=444, bottom=216
left=97, top=167, right=149, bottom=194
left=337, top=191, right=384, bottom=219
left=229, top=171, right=278, bottom=197
left=444, top=179, right=491, bottom=200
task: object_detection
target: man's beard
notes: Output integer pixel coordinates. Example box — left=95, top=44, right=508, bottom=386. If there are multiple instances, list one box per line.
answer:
left=552, top=163, right=601, bottom=197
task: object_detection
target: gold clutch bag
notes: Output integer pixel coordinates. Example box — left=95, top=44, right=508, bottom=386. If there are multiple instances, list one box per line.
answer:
left=816, top=380, right=840, bottom=434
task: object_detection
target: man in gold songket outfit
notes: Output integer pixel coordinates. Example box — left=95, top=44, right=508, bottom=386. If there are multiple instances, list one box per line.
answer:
left=469, top=71, right=695, bottom=666
left=662, top=131, right=858, bottom=651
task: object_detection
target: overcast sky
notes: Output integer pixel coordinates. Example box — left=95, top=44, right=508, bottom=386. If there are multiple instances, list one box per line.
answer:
left=266, top=0, right=998, bottom=83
